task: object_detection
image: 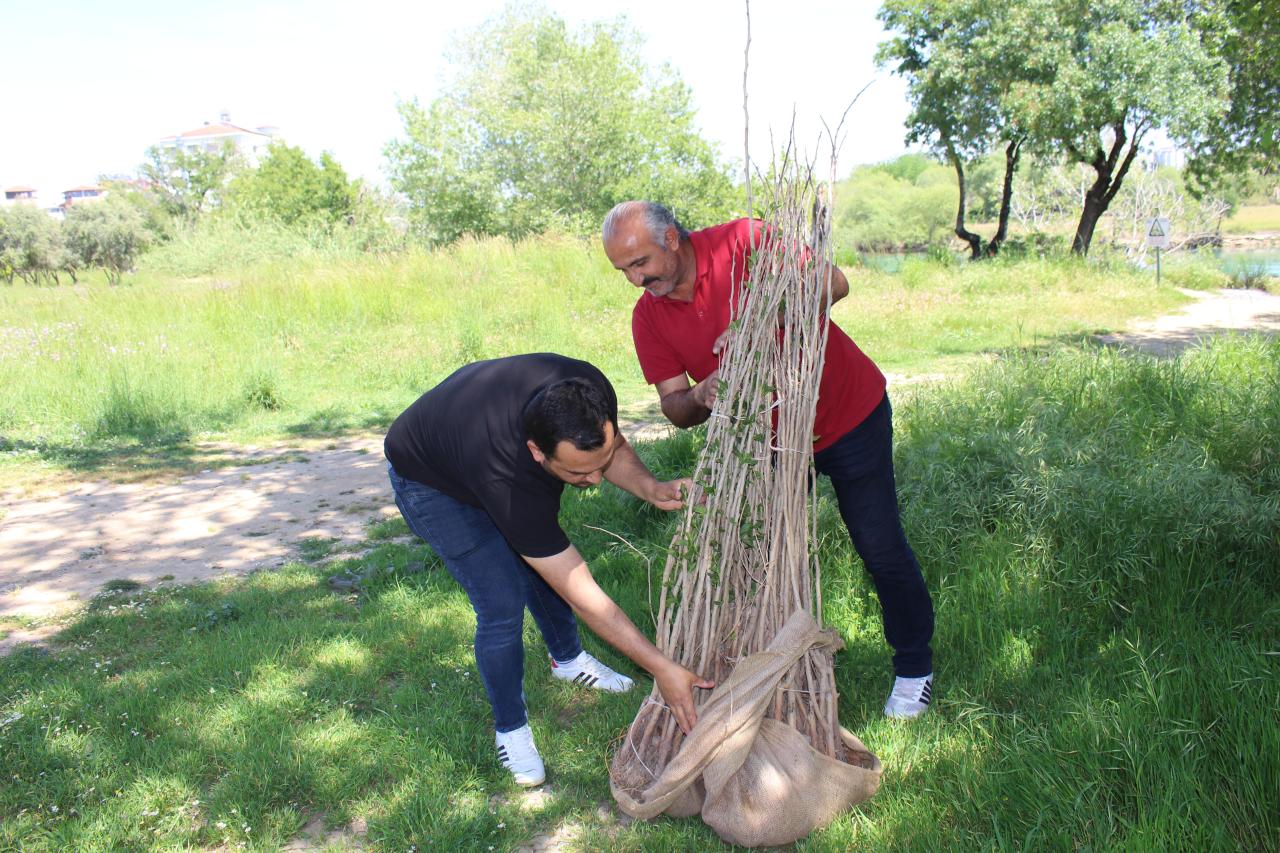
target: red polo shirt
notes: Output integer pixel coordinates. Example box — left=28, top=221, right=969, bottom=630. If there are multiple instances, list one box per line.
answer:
left=631, top=218, right=886, bottom=452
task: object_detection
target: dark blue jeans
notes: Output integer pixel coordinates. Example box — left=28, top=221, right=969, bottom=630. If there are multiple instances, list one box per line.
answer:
left=813, top=394, right=934, bottom=677
left=387, top=465, right=583, bottom=732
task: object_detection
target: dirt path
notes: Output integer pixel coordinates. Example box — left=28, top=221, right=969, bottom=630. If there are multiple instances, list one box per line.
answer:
left=1094, top=286, right=1280, bottom=355
left=0, top=415, right=675, bottom=647
left=3, top=287, right=1277, bottom=652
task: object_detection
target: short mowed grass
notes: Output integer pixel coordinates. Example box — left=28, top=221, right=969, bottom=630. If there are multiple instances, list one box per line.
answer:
left=2, top=335, right=1276, bottom=851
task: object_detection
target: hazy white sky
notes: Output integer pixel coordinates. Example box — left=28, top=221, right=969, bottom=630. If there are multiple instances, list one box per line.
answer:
left=2, top=0, right=914, bottom=207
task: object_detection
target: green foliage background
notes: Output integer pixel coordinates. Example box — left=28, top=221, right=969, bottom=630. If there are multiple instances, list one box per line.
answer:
left=385, top=4, right=739, bottom=244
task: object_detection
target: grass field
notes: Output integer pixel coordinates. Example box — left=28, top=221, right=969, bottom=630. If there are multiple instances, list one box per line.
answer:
left=0, top=236, right=1225, bottom=487
left=1223, top=204, right=1280, bottom=235
left=1, top=336, right=1276, bottom=850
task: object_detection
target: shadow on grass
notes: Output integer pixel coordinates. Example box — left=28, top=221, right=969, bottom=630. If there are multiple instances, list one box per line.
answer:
left=282, top=407, right=393, bottom=440
left=0, top=564, right=567, bottom=849
left=0, top=408, right=394, bottom=486
left=4, top=342, right=1278, bottom=850
left=0, top=434, right=227, bottom=482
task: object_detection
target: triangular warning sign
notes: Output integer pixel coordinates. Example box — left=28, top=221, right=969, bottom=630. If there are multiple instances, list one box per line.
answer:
left=1149, top=219, right=1166, bottom=237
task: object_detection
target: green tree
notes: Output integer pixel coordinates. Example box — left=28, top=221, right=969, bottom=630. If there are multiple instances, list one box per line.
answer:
left=385, top=4, right=737, bottom=244
left=63, top=197, right=152, bottom=285
left=225, top=143, right=357, bottom=226
left=1005, top=0, right=1229, bottom=254
left=99, top=177, right=177, bottom=243
left=833, top=157, right=956, bottom=251
left=139, top=141, right=242, bottom=224
left=878, top=0, right=1029, bottom=259
left=1187, top=0, right=1280, bottom=188
left=878, top=0, right=1231, bottom=256
left=0, top=204, right=69, bottom=285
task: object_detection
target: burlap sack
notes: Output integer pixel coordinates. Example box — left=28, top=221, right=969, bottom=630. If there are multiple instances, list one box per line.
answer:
left=611, top=610, right=882, bottom=846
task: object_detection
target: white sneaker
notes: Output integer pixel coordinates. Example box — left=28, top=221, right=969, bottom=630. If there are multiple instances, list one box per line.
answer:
left=550, top=650, right=634, bottom=693
left=884, top=674, right=933, bottom=719
left=496, top=724, right=545, bottom=787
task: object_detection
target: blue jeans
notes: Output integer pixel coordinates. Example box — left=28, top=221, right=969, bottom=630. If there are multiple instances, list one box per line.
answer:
left=387, top=465, right=583, bottom=732
left=814, top=394, right=934, bottom=677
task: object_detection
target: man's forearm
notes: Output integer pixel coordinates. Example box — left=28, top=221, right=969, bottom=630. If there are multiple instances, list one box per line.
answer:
left=602, top=437, right=659, bottom=499
left=552, top=559, right=673, bottom=677
left=524, top=547, right=709, bottom=732
left=660, top=386, right=712, bottom=428
left=577, top=595, right=672, bottom=677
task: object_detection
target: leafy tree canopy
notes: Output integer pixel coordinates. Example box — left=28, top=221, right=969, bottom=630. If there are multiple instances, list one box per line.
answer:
left=225, top=143, right=357, bottom=227
left=0, top=204, right=70, bottom=285
left=385, top=2, right=738, bottom=244
left=139, top=142, right=242, bottom=224
left=64, top=197, right=152, bottom=285
left=833, top=157, right=956, bottom=251
left=1187, top=0, right=1280, bottom=187
left=879, top=0, right=1232, bottom=255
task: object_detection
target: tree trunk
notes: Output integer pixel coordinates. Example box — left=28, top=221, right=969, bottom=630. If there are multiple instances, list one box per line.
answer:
left=1072, top=178, right=1110, bottom=255
left=984, top=138, right=1022, bottom=257
left=1071, top=118, right=1145, bottom=255
left=948, top=144, right=983, bottom=260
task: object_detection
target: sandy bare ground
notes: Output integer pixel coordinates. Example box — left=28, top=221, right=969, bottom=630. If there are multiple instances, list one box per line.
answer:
left=1094, top=286, right=1280, bottom=355
left=0, top=439, right=392, bottom=625
left=0, top=416, right=674, bottom=648
left=2, top=287, right=1277, bottom=653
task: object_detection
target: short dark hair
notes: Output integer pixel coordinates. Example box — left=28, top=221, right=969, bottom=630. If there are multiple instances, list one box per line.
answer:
left=523, top=377, right=616, bottom=457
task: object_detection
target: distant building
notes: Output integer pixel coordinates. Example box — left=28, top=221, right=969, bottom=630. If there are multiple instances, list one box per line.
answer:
left=62, top=185, right=106, bottom=208
left=3, top=186, right=37, bottom=205
left=1146, top=146, right=1187, bottom=171
left=153, top=111, right=280, bottom=165
left=1, top=186, right=63, bottom=217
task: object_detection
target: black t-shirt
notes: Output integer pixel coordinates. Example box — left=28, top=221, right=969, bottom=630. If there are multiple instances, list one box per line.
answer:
left=383, top=353, right=618, bottom=558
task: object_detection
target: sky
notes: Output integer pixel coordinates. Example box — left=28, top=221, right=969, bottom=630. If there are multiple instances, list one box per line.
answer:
left=1, top=0, right=914, bottom=209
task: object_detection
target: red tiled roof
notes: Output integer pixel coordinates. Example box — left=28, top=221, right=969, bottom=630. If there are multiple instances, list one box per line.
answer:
left=5, top=186, right=36, bottom=193
left=173, top=122, right=272, bottom=139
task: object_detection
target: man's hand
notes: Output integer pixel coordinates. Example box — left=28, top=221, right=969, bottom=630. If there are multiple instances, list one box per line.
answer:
left=690, top=370, right=720, bottom=410
left=654, top=659, right=715, bottom=734
left=647, top=477, right=693, bottom=511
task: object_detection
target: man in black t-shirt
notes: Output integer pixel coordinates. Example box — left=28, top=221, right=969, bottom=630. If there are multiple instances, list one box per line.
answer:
left=385, top=353, right=712, bottom=787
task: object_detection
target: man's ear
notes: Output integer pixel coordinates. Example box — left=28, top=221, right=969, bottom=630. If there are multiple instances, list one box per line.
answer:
left=664, top=225, right=680, bottom=251
left=526, top=438, right=546, bottom=464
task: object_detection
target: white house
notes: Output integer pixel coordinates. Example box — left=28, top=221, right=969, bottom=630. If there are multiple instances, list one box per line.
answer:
left=1, top=186, right=63, bottom=217
left=154, top=112, right=281, bottom=165
left=3, top=186, right=38, bottom=205
left=61, top=185, right=106, bottom=209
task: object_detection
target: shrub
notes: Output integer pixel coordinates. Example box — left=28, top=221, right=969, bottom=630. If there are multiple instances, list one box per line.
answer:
left=0, top=204, right=71, bottom=285
left=242, top=371, right=285, bottom=412
left=64, top=198, right=152, bottom=284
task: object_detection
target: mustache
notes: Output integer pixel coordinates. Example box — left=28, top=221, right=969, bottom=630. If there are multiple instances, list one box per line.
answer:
left=642, top=276, right=660, bottom=287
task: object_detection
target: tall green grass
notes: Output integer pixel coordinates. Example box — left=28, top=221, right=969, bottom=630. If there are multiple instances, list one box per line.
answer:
left=1, top=237, right=1212, bottom=476
left=0, top=235, right=640, bottom=464
left=2, top=337, right=1275, bottom=850
left=833, top=252, right=1218, bottom=375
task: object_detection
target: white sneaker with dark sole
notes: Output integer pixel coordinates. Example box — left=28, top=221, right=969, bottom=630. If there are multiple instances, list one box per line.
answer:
left=496, top=724, right=545, bottom=787
left=550, top=650, right=634, bottom=693
left=884, top=674, right=933, bottom=719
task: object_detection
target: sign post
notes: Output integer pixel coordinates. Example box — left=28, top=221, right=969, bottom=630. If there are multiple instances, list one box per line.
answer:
left=1146, top=217, right=1171, bottom=285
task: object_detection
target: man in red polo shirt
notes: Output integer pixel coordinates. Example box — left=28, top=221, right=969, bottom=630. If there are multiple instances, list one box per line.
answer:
left=601, top=200, right=936, bottom=718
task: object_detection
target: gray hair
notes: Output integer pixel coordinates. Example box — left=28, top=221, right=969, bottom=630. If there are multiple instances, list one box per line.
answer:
left=601, top=200, right=689, bottom=244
